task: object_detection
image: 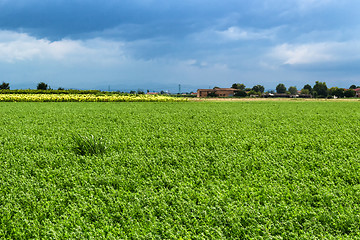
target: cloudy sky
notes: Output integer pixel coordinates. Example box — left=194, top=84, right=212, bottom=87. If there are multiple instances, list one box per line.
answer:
left=0, top=0, right=359, bottom=92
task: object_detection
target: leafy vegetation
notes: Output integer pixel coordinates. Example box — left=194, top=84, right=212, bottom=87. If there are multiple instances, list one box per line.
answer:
left=37, top=82, right=50, bottom=90
left=0, top=101, right=359, bottom=239
left=288, top=86, right=298, bottom=95
left=313, top=81, right=328, bottom=98
left=276, top=83, right=286, bottom=93
left=72, top=134, right=107, bottom=156
left=0, top=82, right=10, bottom=90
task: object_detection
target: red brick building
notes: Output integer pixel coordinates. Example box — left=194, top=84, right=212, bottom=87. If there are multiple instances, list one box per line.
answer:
left=197, top=88, right=237, bottom=97
left=354, top=88, right=360, bottom=97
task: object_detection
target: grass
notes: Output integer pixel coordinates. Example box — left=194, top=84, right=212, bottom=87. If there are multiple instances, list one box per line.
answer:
left=72, top=134, right=106, bottom=156
left=0, top=101, right=359, bottom=239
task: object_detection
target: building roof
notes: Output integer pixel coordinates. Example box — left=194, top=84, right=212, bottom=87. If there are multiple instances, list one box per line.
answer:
left=197, top=88, right=237, bottom=91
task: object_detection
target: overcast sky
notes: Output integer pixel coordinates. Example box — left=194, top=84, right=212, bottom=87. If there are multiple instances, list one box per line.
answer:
left=0, top=0, right=359, bottom=92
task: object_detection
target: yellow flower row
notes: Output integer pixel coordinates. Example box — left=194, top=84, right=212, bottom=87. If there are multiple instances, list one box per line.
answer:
left=0, top=94, right=188, bottom=102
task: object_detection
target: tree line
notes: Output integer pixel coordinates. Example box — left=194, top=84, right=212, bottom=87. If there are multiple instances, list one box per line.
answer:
left=230, top=82, right=359, bottom=98
left=1, top=81, right=359, bottom=97
left=0, top=82, right=55, bottom=90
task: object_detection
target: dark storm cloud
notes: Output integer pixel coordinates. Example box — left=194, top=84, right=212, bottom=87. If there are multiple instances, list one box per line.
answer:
left=0, top=0, right=360, bottom=90
left=0, top=0, right=251, bottom=40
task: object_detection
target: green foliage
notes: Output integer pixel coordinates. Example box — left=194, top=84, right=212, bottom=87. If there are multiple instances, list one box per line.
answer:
left=313, top=81, right=328, bottom=98
left=303, top=84, right=312, bottom=93
left=234, top=90, right=247, bottom=97
left=300, top=88, right=310, bottom=94
left=231, top=83, right=246, bottom=90
left=252, top=84, right=265, bottom=93
left=329, top=87, right=344, bottom=98
left=312, top=90, right=318, bottom=98
left=349, top=85, right=357, bottom=89
left=0, top=82, right=10, bottom=90
left=37, top=82, right=49, bottom=90
left=288, top=86, right=298, bottom=95
left=276, top=83, right=286, bottom=93
left=344, top=89, right=356, bottom=98
left=72, top=134, right=106, bottom=156
left=247, top=90, right=261, bottom=96
left=0, top=101, right=359, bottom=238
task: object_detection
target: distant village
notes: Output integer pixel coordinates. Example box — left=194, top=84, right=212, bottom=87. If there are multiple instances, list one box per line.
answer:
left=151, top=82, right=360, bottom=98
left=195, top=82, right=360, bottom=98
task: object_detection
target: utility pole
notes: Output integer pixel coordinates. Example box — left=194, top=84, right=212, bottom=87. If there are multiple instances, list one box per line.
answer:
left=178, top=84, right=181, bottom=94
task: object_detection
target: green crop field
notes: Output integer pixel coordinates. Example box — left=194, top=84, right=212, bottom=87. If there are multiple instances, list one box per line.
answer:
left=0, top=101, right=359, bottom=239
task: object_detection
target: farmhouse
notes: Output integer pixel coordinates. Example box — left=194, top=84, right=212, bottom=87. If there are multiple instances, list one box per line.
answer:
left=354, top=88, right=360, bottom=97
left=197, top=88, right=237, bottom=97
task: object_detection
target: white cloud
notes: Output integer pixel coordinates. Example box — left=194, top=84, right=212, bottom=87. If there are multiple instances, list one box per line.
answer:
left=183, top=59, right=209, bottom=68
left=270, top=41, right=360, bottom=65
left=190, top=26, right=280, bottom=44
left=0, top=30, right=125, bottom=64
left=272, top=43, right=334, bottom=64
left=216, top=27, right=274, bottom=41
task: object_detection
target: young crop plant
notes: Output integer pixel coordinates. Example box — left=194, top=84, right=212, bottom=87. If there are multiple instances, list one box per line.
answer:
left=1, top=101, right=360, bottom=239
left=72, top=133, right=106, bottom=156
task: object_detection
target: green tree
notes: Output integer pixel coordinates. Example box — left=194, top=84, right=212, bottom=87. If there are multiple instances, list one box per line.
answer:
left=303, top=84, right=312, bottom=93
left=344, top=89, right=356, bottom=98
left=231, top=83, right=246, bottom=90
left=288, top=86, right=298, bottom=95
left=247, top=90, right=261, bottom=97
left=276, top=83, right=286, bottom=93
left=300, top=89, right=310, bottom=94
left=252, top=85, right=265, bottom=93
left=234, top=90, right=247, bottom=97
left=0, top=82, right=10, bottom=90
left=349, top=85, right=357, bottom=89
left=313, top=81, right=328, bottom=97
left=37, top=82, right=49, bottom=90
left=329, top=87, right=344, bottom=98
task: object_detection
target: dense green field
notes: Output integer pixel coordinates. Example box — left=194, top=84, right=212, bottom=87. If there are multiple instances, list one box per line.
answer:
left=0, top=101, right=359, bottom=239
